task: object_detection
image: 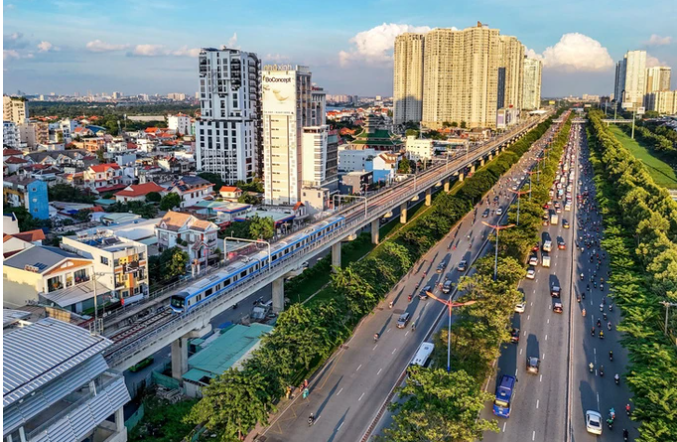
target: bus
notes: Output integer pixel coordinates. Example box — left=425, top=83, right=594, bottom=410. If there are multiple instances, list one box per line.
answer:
left=493, top=375, right=516, bottom=418
left=410, top=342, right=435, bottom=367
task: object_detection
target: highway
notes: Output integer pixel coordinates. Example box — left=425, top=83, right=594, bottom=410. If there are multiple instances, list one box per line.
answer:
left=260, top=118, right=564, bottom=442
left=103, top=117, right=547, bottom=371
left=479, top=122, right=638, bottom=441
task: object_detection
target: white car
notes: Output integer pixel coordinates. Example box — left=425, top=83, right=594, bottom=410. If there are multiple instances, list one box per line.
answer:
left=496, top=207, right=503, bottom=216
left=526, top=267, right=536, bottom=280
left=586, top=410, right=603, bottom=435
left=515, top=296, right=526, bottom=313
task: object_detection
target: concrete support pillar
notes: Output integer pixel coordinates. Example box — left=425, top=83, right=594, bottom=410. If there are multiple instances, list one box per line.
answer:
left=489, top=153, right=493, bottom=161
left=115, top=407, right=125, bottom=432
left=470, top=165, right=476, bottom=174
left=331, top=242, right=342, bottom=272
left=400, top=203, right=408, bottom=224
left=425, top=188, right=432, bottom=206
left=480, top=158, right=485, bottom=167
left=171, top=336, right=189, bottom=381
left=371, top=219, right=380, bottom=245
left=443, top=178, right=450, bottom=192
left=272, top=277, right=284, bottom=313
left=458, top=173, right=465, bottom=182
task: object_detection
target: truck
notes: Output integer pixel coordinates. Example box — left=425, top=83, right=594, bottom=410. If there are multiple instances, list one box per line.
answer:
left=550, top=211, right=559, bottom=225
left=543, top=240, right=552, bottom=252
left=541, top=253, right=551, bottom=268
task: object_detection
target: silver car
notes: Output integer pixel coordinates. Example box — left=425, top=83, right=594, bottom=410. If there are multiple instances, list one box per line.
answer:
left=586, top=410, right=603, bottom=435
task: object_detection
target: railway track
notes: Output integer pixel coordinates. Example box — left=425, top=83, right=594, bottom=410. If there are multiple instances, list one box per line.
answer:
left=108, top=308, right=176, bottom=343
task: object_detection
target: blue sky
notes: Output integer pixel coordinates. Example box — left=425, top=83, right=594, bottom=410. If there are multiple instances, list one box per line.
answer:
left=3, top=0, right=676, bottom=97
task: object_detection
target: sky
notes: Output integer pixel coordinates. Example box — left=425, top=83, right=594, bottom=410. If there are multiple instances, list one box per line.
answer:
left=2, top=0, right=676, bottom=98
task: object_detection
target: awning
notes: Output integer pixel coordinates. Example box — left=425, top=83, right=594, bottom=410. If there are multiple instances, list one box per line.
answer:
left=41, top=280, right=113, bottom=308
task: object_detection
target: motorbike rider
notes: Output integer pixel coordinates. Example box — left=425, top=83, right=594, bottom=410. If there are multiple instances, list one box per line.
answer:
left=609, top=350, right=613, bottom=361
left=589, top=362, right=594, bottom=372
left=308, top=413, right=315, bottom=425
left=374, top=333, right=379, bottom=341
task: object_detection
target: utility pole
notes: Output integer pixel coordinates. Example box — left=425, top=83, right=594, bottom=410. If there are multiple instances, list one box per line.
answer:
left=631, top=106, right=637, bottom=140
left=482, top=222, right=515, bottom=281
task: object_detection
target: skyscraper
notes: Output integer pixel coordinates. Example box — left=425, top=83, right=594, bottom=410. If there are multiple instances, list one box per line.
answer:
left=3, top=95, right=28, bottom=124
left=497, top=35, right=525, bottom=110
left=645, top=66, right=672, bottom=93
left=195, top=47, right=262, bottom=184
left=261, top=65, right=313, bottom=206
left=393, top=33, right=425, bottom=127
left=522, top=57, right=543, bottom=110
left=422, top=24, right=502, bottom=129
left=613, top=50, right=646, bottom=109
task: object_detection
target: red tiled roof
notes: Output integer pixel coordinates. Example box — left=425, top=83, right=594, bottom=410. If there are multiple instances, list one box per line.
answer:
left=73, top=126, right=90, bottom=133
left=127, top=142, right=138, bottom=149
left=5, top=157, right=29, bottom=164
left=220, top=186, right=241, bottom=193
left=293, top=201, right=304, bottom=211
left=89, top=163, right=120, bottom=173
left=7, top=229, right=46, bottom=243
left=115, top=182, right=165, bottom=197
left=144, top=127, right=160, bottom=133
left=3, top=149, right=23, bottom=156
left=96, top=184, right=127, bottom=193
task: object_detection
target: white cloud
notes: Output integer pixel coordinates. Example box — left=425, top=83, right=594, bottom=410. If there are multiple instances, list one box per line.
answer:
left=339, top=23, right=433, bottom=66
left=532, top=33, right=613, bottom=72
left=646, top=54, right=667, bottom=67
left=226, top=33, right=240, bottom=50
left=3, top=50, right=20, bottom=60
left=132, top=44, right=169, bottom=56
left=37, top=41, right=55, bottom=52
left=646, top=34, right=672, bottom=46
left=265, top=53, right=290, bottom=63
left=86, top=39, right=130, bottom=52
left=172, top=46, right=201, bottom=57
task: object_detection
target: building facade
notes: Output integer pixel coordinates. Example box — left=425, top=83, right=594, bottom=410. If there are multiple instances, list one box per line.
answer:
left=262, top=65, right=313, bottom=205
left=497, top=35, right=525, bottom=111
left=196, top=47, right=262, bottom=184
left=405, top=136, right=435, bottom=161
left=645, top=90, right=677, bottom=114
left=614, top=50, right=646, bottom=109
left=3, top=176, right=49, bottom=220
left=4, top=121, right=21, bottom=148
left=645, top=66, right=671, bottom=94
left=167, top=113, right=193, bottom=135
left=522, top=57, right=543, bottom=110
left=156, top=211, right=219, bottom=269
left=422, top=24, right=503, bottom=129
left=3, top=95, right=28, bottom=124
left=393, top=33, right=425, bottom=127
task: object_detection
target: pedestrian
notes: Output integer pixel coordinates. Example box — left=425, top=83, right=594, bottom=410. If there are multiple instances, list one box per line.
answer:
left=303, top=379, right=309, bottom=389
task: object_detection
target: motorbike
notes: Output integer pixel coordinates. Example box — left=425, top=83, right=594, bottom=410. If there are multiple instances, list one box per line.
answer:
left=609, top=351, right=614, bottom=361
left=582, top=309, right=586, bottom=317
left=599, top=331, right=604, bottom=339
left=408, top=294, right=413, bottom=302
left=308, top=415, right=315, bottom=427
left=577, top=294, right=581, bottom=303
left=608, top=322, right=612, bottom=331
left=589, top=363, right=594, bottom=373
left=597, top=319, right=601, bottom=328
left=591, top=327, right=595, bottom=336
left=623, top=429, right=629, bottom=441
left=374, top=333, right=379, bottom=342
left=615, top=374, right=620, bottom=385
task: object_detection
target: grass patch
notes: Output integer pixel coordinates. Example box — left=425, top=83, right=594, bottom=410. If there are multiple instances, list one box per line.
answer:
left=129, top=397, right=198, bottom=442
left=608, top=125, right=677, bottom=189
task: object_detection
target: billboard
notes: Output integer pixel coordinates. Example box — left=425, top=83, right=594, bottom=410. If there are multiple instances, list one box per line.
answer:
left=548, top=100, right=556, bottom=105
left=262, top=71, right=296, bottom=115
left=637, top=106, right=645, bottom=115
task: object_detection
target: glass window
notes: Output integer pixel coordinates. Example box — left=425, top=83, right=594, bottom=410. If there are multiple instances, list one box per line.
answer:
left=101, top=256, right=109, bottom=265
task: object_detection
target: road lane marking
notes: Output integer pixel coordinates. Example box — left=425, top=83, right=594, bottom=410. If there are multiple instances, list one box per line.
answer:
left=359, top=392, right=365, bottom=401
left=597, top=393, right=600, bottom=409
left=356, top=364, right=362, bottom=372
left=532, top=290, right=536, bottom=294
left=545, top=334, right=548, bottom=341
left=523, top=330, right=527, bottom=336
left=392, top=348, right=397, bottom=355
left=387, top=328, right=391, bottom=333
left=536, top=399, right=539, bottom=409
left=515, top=368, right=518, bottom=376
left=527, top=315, right=530, bottom=320
left=377, top=368, right=382, bottom=376
left=503, top=422, right=507, bottom=432
left=520, top=348, right=523, bottom=355
left=540, top=374, right=542, bottom=382
left=373, top=345, right=378, bottom=351
left=405, top=331, right=409, bottom=337
left=337, top=388, right=343, bottom=396
left=337, top=422, right=344, bottom=431
left=532, top=430, right=536, bottom=441
left=547, top=319, right=550, bottom=324
left=543, top=353, right=545, bottom=360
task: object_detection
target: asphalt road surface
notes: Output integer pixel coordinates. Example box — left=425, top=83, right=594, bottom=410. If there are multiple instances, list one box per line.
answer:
left=480, top=122, right=638, bottom=442
left=261, top=121, right=561, bottom=442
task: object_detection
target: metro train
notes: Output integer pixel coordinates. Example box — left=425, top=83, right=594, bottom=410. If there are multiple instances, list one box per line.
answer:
left=169, top=215, right=345, bottom=313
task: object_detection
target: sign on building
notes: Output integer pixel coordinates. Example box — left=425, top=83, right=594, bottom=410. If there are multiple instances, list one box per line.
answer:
left=636, top=106, right=645, bottom=116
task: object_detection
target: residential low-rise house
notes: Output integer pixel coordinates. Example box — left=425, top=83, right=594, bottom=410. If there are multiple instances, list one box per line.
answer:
left=164, top=175, right=214, bottom=208
left=405, top=136, right=434, bottom=162
left=340, top=170, right=373, bottom=195
left=338, top=146, right=377, bottom=173
left=366, top=152, right=399, bottom=184
left=3, top=229, right=45, bottom=259
left=219, top=186, right=243, bottom=201
left=167, top=113, right=193, bottom=135
left=156, top=211, right=219, bottom=268
left=3, top=156, right=31, bottom=175
left=3, top=245, right=93, bottom=308
left=61, top=230, right=149, bottom=305
left=83, top=163, right=126, bottom=194
left=2, top=316, right=131, bottom=442
left=114, top=182, right=166, bottom=203
left=3, top=176, right=50, bottom=219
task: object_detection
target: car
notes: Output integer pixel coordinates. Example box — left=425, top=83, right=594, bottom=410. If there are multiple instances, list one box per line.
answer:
left=526, top=267, right=536, bottom=279
left=562, top=219, right=570, bottom=229
left=542, top=214, right=550, bottom=226
left=515, top=296, right=526, bottom=313
left=543, top=202, right=550, bottom=209
left=528, top=254, right=538, bottom=266
left=510, top=328, right=520, bottom=343
left=436, top=261, right=447, bottom=273
left=419, top=285, right=432, bottom=299
left=512, top=185, right=518, bottom=191
left=442, top=280, right=453, bottom=294
left=553, top=301, right=563, bottom=313
left=496, top=207, right=503, bottom=216
left=482, top=208, right=490, bottom=218
left=532, top=243, right=540, bottom=252
left=556, top=206, right=562, bottom=214
left=527, top=356, right=540, bottom=374
left=586, top=410, right=603, bottom=435
left=457, top=260, right=467, bottom=272
left=558, top=239, right=566, bottom=250
left=551, top=285, right=561, bottom=297
left=397, top=312, right=411, bottom=329
left=493, top=196, right=500, bottom=203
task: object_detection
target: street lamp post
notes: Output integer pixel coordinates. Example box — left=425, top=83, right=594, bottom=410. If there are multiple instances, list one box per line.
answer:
left=90, top=267, right=121, bottom=334
left=425, top=289, right=477, bottom=372
left=660, top=301, right=677, bottom=338
left=482, top=222, right=515, bottom=281
left=508, top=189, right=530, bottom=226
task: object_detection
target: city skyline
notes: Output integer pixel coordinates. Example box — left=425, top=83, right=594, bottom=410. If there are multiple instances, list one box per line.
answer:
left=3, top=0, right=675, bottom=97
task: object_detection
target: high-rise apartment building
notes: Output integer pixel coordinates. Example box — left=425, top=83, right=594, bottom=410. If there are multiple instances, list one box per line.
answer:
left=3, top=95, right=28, bottom=124
left=195, top=47, right=262, bottom=184
left=613, top=50, right=646, bottom=109
left=422, top=24, right=502, bottom=129
left=497, top=36, right=525, bottom=110
left=645, top=66, right=672, bottom=93
left=262, top=65, right=313, bottom=206
left=645, top=90, right=677, bottom=115
left=522, top=57, right=543, bottom=110
left=393, top=33, right=425, bottom=127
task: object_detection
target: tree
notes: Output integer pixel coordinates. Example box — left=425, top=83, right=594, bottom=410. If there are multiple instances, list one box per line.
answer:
left=198, top=172, right=224, bottom=193
left=460, top=121, right=467, bottom=129
left=405, top=129, right=420, bottom=138
left=248, top=215, right=274, bottom=240
left=146, top=192, right=162, bottom=203
left=160, top=192, right=181, bottom=211
left=398, top=157, right=412, bottom=174
left=3, top=205, right=49, bottom=231
left=237, top=193, right=261, bottom=205
left=48, top=184, right=96, bottom=203
left=378, top=367, right=498, bottom=442
left=451, top=121, right=458, bottom=127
